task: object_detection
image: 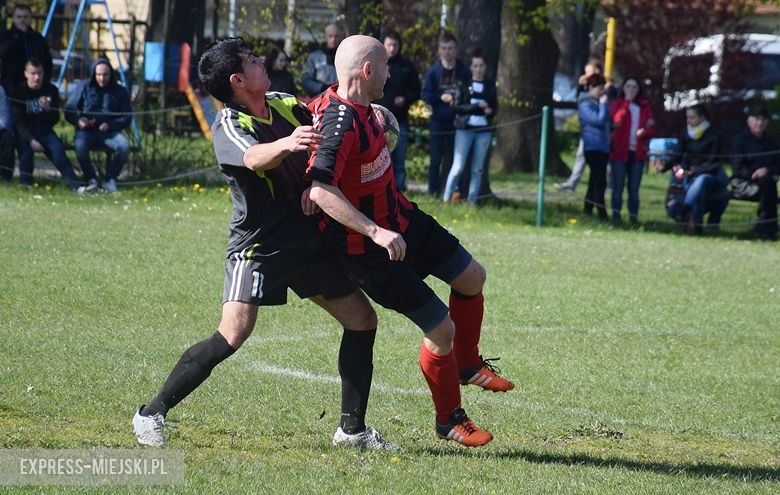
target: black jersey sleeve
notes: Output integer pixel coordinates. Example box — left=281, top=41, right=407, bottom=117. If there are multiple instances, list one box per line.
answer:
left=307, top=103, right=356, bottom=185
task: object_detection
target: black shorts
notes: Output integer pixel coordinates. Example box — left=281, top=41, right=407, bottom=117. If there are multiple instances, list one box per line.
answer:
left=223, top=244, right=357, bottom=306
left=342, top=208, right=472, bottom=332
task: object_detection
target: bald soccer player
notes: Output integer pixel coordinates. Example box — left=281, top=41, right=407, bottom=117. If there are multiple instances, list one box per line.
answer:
left=306, top=35, right=515, bottom=448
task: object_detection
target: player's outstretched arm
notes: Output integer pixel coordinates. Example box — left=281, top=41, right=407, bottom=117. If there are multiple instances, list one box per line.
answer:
left=242, top=126, right=322, bottom=172
left=310, top=181, right=406, bottom=261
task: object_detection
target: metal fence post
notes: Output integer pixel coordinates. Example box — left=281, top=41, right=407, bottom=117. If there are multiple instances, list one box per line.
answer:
left=536, top=106, right=550, bottom=227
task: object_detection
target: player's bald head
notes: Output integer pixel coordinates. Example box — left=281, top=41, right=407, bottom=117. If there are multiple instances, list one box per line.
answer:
left=335, top=35, right=386, bottom=80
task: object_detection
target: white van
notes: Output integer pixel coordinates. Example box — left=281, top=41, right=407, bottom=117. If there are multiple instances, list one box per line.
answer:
left=662, top=33, right=780, bottom=111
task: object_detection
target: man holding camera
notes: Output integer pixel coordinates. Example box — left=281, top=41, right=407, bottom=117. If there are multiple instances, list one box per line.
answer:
left=421, top=31, right=470, bottom=196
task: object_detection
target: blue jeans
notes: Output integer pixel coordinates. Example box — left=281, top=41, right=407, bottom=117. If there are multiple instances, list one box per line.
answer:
left=391, top=123, right=409, bottom=192
left=684, top=168, right=729, bottom=226
left=17, top=129, right=79, bottom=189
left=74, top=130, right=131, bottom=181
left=427, top=120, right=455, bottom=195
left=610, top=152, right=644, bottom=222
left=443, top=130, right=491, bottom=203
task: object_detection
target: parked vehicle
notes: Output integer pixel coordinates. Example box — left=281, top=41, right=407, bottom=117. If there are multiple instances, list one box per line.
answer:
left=662, top=33, right=780, bottom=112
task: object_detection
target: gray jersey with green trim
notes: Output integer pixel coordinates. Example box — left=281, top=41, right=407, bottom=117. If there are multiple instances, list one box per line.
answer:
left=211, top=92, right=324, bottom=255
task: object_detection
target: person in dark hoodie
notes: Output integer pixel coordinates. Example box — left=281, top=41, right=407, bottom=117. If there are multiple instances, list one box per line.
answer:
left=374, top=31, right=420, bottom=192
left=11, top=58, right=78, bottom=189
left=421, top=31, right=470, bottom=196
left=0, top=4, right=53, bottom=91
left=64, top=56, right=132, bottom=193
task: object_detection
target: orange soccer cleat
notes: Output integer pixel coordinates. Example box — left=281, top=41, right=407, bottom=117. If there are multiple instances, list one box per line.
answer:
left=460, top=356, right=515, bottom=392
left=436, top=408, right=494, bottom=447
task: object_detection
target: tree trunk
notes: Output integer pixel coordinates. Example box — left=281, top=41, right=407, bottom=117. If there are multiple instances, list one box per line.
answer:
left=551, top=0, right=594, bottom=77
left=344, top=0, right=381, bottom=38
left=456, top=0, right=502, bottom=198
left=497, top=0, right=566, bottom=174
left=456, top=0, right=502, bottom=81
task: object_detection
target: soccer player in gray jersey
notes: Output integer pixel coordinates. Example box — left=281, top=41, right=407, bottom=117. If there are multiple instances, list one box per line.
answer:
left=132, top=37, right=397, bottom=451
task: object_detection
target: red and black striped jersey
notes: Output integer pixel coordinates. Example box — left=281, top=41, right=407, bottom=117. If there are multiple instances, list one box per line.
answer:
left=306, top=85, right=414, bottom=255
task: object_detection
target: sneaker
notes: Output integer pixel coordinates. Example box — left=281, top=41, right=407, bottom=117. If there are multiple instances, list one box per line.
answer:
left=332, top=426, right=400, bottom=451
left=435, top=408, right=493, bottom=447
left=77, top=179, right=99, bottom=195
left=460, top=356, right=515, bottom=392
left=102, top=179, right=118, bottom=193
left=133, top=405, right=165, bottom=446
left=554, top=182, right=574, bottom=191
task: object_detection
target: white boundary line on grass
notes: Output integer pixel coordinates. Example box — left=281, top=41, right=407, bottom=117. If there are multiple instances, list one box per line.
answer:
left=246, top=361, right=775, bottom=443
left=248, top=362, right=429, bottom=396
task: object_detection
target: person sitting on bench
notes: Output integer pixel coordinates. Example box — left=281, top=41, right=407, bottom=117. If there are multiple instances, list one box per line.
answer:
left=11, top=58, right=79, bottom=190
left=730, top=102, right=779, bottom=241
left=64, top=56, right=132, bottom=193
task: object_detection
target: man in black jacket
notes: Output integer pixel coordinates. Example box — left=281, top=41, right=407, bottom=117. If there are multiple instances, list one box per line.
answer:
left=0, top=4, right=53, bottom=91
left=12, top=58, right=78, bottom=189
left=731, top=103, right=779, bottom=240
left=374, top=31, right=420, bottom=192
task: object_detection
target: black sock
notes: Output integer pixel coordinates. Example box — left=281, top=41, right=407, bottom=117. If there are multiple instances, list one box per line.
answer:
left=338, top=328, right=376, bottom=434
left=142, top=331, right=236, bottom=417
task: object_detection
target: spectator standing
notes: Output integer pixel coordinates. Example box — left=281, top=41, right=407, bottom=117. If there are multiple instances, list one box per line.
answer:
left=421, top=31, right=470, bottom=196
left=0, top=74, right=14, bottom=182
left=608, top=77, right=655, bottom=224
left=730, top=103, right=779, bottom=240
left=374, top=31, right=420, bottom=192
left=0, top=4, right=53, bottom=91
left=301, top=23, right=343, bottom=97
left=578, top=73, right=610, bottom=220
left=11, top=58, right=78, bottom=189
left=264, top=46, right=297, bottom=95
left=442, top=51, right=496, bottom=204
left=664, top=104, right=729, bottom=234
left=64, top=57, right=132, bottom=193
left=555, top=57, right=603, bottom=192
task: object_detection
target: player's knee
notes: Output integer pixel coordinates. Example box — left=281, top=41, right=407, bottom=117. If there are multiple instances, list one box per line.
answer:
left=452, top=259, right=486, bottom=295
left=331, top=291, right=377, bottom=330
left=217, top=324, right=252, bottom=349
left=218, top=303, right=257, bottom=348
left=425, top=316, right=455, bottom=354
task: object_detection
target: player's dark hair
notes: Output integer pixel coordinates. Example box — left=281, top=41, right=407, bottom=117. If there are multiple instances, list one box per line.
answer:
left=438, top=31, right=457, bottom=45
left=198, top=37, right=249, bottom=104
left=13, top=3, right=32, bottom=14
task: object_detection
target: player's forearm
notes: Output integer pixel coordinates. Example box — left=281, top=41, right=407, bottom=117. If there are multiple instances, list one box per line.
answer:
left=243, top=141, right=290, bottom=171
left=309, top=182, right=380, bottom=238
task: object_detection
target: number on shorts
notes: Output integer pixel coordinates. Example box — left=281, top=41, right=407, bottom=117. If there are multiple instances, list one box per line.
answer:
left=252, top=270, right=265, bottom=298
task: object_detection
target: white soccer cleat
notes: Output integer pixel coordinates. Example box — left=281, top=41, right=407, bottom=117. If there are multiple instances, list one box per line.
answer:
left=332, top=426, right=400, bottom=451
left=133, top=406, right=165, bottom=446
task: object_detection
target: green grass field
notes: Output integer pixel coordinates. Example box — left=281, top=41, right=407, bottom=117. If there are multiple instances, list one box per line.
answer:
left=0, top=173, right=778, bottom=494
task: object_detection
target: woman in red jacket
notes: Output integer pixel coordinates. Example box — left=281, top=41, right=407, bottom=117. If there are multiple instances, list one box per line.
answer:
left=609, top=77, right=655, bottom=224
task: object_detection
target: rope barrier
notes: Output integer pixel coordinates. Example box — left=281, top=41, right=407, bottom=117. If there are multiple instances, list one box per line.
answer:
left=5, top=95, right=195, bottom=116
left=424, top=113, right=543, bottom=136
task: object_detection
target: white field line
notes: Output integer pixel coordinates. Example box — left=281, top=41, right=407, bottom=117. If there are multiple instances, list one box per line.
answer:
left=247, top=362, right=429, bottom=395
left=244, top=361, right=775, bottom=442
